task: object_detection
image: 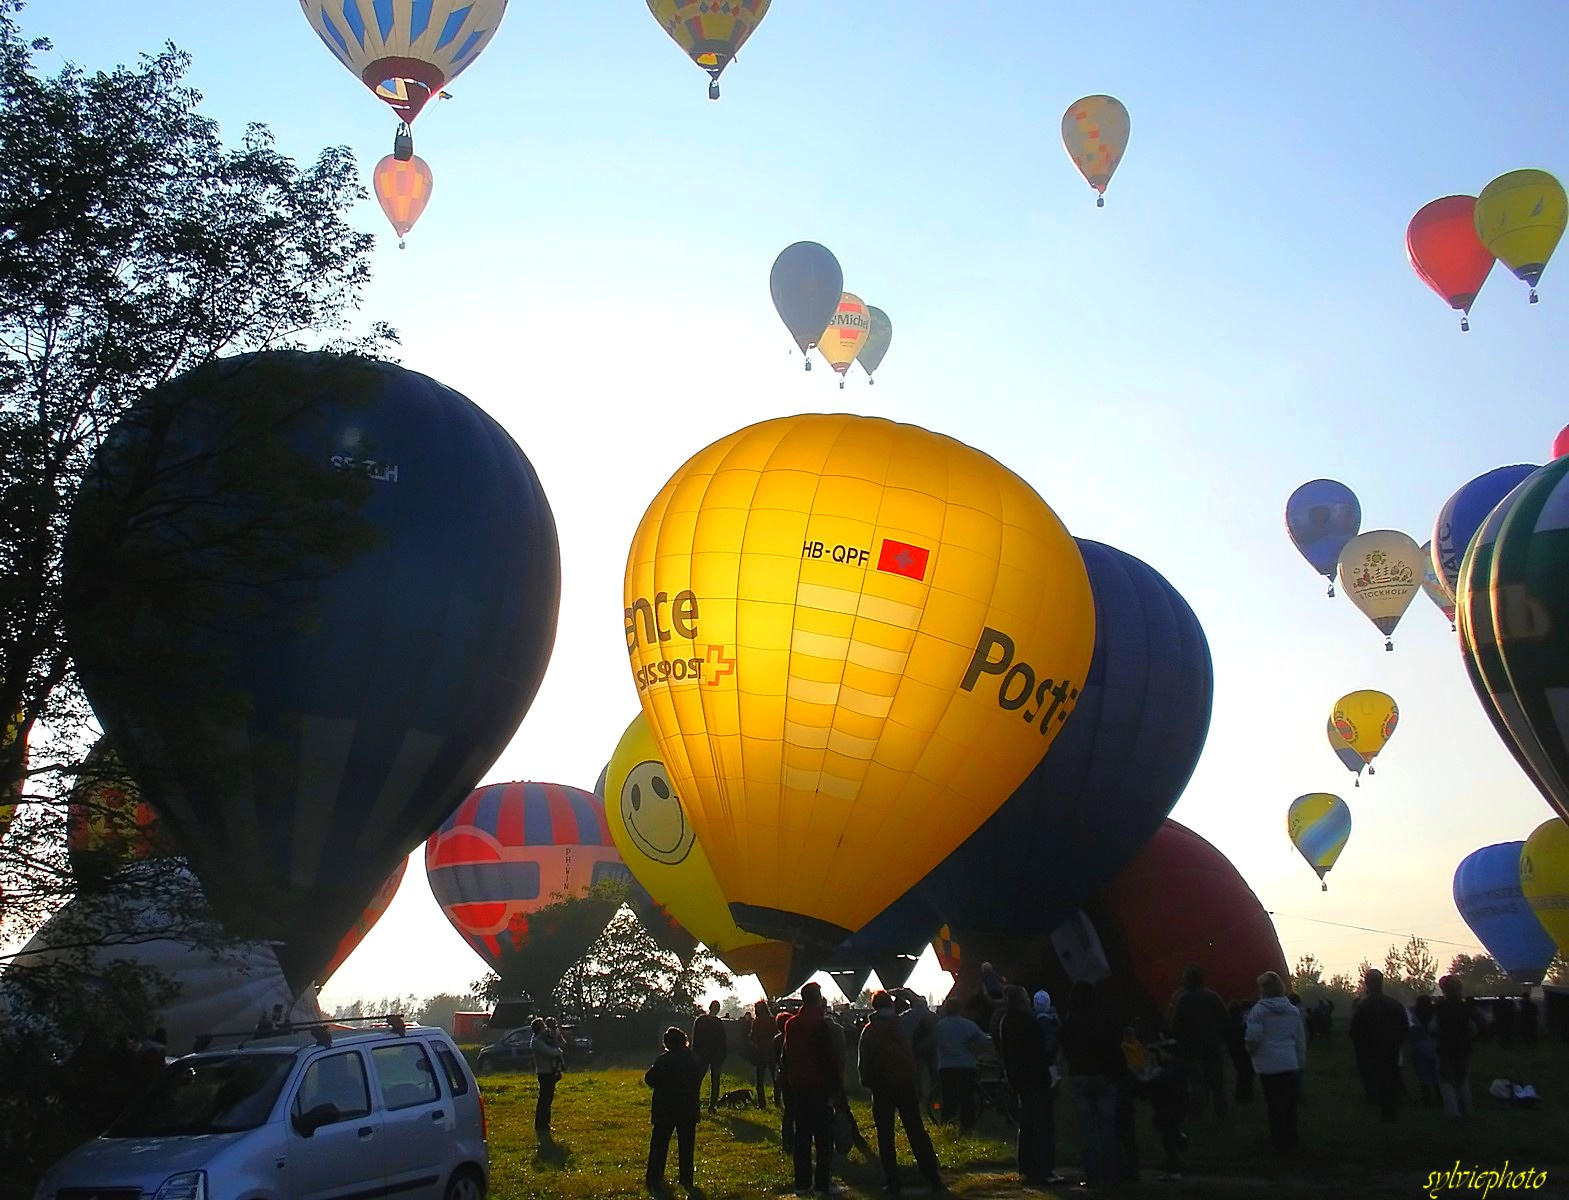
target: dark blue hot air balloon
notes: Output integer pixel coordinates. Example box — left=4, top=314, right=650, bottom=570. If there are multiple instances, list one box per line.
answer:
left=899, top=538, right=1213, bottom=939
left=1431, top=463, right=1540, bottom=602
left=1285, top=479, right=1361, bottom=597
left=1453, top=842, right=1556, bottom=984
left=63, top=352, right=561, bottom=993
left=769, top=242, right=844, bottom=369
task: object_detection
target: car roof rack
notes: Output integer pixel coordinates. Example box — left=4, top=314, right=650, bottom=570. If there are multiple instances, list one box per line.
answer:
left=191, top=1014, right=408, bottom=1053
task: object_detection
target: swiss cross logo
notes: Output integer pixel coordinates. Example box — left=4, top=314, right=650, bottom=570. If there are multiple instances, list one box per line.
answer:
left=704, top=644, right=736, bottom=686
left=876, top=538, right=930, bottom=581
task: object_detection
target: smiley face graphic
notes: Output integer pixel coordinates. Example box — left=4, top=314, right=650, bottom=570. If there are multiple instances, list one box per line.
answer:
left=621, top=759, right=695, bottom=865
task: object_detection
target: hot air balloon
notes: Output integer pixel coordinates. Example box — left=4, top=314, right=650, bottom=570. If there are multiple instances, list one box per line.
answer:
left=625, top=413, right=1096, bottom=972
left=893, top=538, right=1213, bottom=939
left=299, top=0, right=508, bottom=129
left=0, top=695, right=23, bottom=842
left=1406, top=196, right=1495, bottom=330
left=1328, top=690, right=1397, bottom=786
left=1474, top=169, right=1567, bottom=304
left=1419, top=541, right=1456, bottom=630
left=1430, top=464, right=1540, bottom=602
left=1553, top=425, right=1569, bottom=460
left=1456, top=468, right=1561, bottom=811
left=646, top=0, right=770, bottom=99
left=1325, top=717, right=1365, bottom=777
left=62, top=351, right=561, bottom=995
left=932, top=925, right=962, bottom=976
left=319, top=855, right=407, bottom=984
left=373, top=154, right=433, bottom=249
left=817, top=293, right=872, bottom=387
left=1520, top=819, right=1569, bottom=956
left=1285, top=480, right=1360, bottom=597
left=2, top=863, right=319, bottom=1055
left=66, top=741, right=170, bottom=883
left=600, top=713, right=802, bottom=995
left=857, top=306, right=892, bottom=384
left=943, top=821, right=1287, bottom=1016
left=425, top=782, right=629, bottom=983
left=1337, top=530, right=1423, bottom=650
left=1062, top=95, right=1129, bottom=208
left=1480, top=456, right=1569, bottom=821
left=770, top=243, right=843, bottom=370
left=1454, top=842, right=1556, bottom=984
left=1287, top=793, right=1350, bottom=890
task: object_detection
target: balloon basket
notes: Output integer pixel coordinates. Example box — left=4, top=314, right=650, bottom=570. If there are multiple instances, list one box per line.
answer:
left=1321, top=881, right=1328, bottom=892
left=868, top=377, right=876, bottom=386
left=1096, top=195, right=1105, bottom=208
left=1384, top=638, right=1394, bottom=651
left=1460, top=317, right=1470, bottom=332
left=1529, top=290, right=1539, bottom=304
left=708, top=80, right=720, bottom=100
left=1326, top=583, right=1335, bottom=598
left=398, top=239, right=406, bottom=250
left=804, top=360, right=812, bottom=371
left=839, top=379, right=845, bottom=389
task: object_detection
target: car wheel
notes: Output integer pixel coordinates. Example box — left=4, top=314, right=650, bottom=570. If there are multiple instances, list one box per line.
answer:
left=444, top=1166, right=486, bottom=1200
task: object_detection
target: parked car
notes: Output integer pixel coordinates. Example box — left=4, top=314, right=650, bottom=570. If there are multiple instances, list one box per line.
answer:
left=474, top=1024, right=594, bottom=1075
left=32, top=1022, right=488, bottom=1200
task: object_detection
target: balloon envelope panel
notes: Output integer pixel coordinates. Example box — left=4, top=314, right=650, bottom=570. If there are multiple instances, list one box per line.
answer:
left=1453, top=841, right=1556, bottom=983
left=1431, top=464, right=1539, bottom=601
left=64, top=352, right=561, bottom=993
left=1521, top=819, right=1569, bottom=956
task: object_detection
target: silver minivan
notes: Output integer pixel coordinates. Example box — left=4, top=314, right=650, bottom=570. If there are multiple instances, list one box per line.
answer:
left=32, top=1023, right=488, bottom=1200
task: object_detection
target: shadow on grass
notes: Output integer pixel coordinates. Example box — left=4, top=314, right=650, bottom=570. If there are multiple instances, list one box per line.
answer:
left=533, top=1134, right=572, bottom=1170
left=710, top=1113, right=778, bottom=1144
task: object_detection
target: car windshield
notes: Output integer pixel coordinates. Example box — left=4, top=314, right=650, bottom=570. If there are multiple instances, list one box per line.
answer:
left=106, top=1052, right=295, bottom=1137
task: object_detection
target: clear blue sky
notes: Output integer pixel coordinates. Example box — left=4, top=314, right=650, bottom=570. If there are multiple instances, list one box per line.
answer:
left=30, top=1, right=1569, bottom=1005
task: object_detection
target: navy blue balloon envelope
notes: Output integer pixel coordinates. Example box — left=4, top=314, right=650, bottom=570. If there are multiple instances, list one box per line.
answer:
left=887, top=538, right=1212, bottom=941
left=1431, top=463, right=1539, bottom=600
left=64, top=352, right=561, bottom=993
left=1453, top=841, right=1556, bottom=984
left=769, top=241, right=844, bottom=366
left=1285, top=479, right=1360, bottom=595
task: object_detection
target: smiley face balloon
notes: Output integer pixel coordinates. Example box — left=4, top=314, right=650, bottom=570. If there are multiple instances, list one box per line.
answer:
left=624, top=413, right=1095, bottom=956
left=601, top=712, right=800, bottom=995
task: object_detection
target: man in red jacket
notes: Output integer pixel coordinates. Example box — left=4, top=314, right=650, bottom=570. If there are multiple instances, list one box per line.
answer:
left=783, top=982, right=844, bottom=1196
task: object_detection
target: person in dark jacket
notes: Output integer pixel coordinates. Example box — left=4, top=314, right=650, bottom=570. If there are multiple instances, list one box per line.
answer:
left=1061, top=979, right=1123, bottom=1189
left=530, top=1016, right=566, bottom=1136
left=1434, top=974, right=1483, bottom=1118
left=692, top=999, right=728, bottom=1114
left=773, top=1010, right=794, bottom=1150
left=747, top=999, right=777, bottom=1107
left=784, top=982, right=842, bottom=1195
left=1167, top=965, right=1230, bottom=1119
left=1226, top=999, right=1256, bottom=1102
left=858, top=990, right=944, bottom=1194
left=645, top=1026, right=706, bottom=1193
left=997, top=985, right=1066, bottom=1188
left=1348, top=969, right=1408, bottom=1121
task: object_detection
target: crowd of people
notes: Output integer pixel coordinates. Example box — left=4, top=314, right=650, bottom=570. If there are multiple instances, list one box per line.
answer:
left=521, top=962, right=1548, bottom=1196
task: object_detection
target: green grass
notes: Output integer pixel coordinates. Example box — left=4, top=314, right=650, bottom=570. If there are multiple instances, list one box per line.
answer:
left=474, top=1036, right=1569, bottom=1199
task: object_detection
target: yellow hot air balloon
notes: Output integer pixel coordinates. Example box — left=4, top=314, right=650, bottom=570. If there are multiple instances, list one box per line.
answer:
left=1336, top=529, right=1423, bottom=651
left=1329, top=690, right=1398, bottom=786
left=625, top=413, right=1096, bottom=965
left=817, top=293, right=871, bottom=388
left=1521, top=818, right=1569, bottom=956
left=1062, top=95, right=1130, bottom=207
left=1474, top=169, right=1567, bottom=304
left=647, top=0, right=771, bottom=99
left=1288, top=793, right=1351, bottom=890
left=603, top=711, right=798, bottom=995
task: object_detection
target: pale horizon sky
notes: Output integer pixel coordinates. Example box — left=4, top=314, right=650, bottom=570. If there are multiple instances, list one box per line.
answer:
left=12, top=1, right=1569, bottom=1010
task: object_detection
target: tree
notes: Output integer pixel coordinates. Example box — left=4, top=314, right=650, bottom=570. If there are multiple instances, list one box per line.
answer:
left=1291, top=953, right=1323, bottom=992
left=0, top=0, right=391, bottom=945
left=1445, top=953, right=1509, bottom=995
left=1381, top=936, right=1437, bottom=1001
left=1549, top=954, right=1569, bottom=986
left=555, top=908, right=732, bottom=1018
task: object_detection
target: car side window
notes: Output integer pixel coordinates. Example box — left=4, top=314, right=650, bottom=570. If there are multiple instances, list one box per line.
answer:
left=293, top=1051, right=371, bottom=1125
left=372, top=1042, right=441, bottom=1110
left=433, top=1044, right=470, bottom=1097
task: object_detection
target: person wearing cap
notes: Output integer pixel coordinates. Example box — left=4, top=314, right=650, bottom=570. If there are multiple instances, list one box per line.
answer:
left=783, top=982, right=844, bottom=1196
left=858, top=990, right=945, bottom=1194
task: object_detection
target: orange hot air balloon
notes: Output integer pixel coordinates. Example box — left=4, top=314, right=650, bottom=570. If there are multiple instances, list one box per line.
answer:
left=374, top=154, right=434, bottom=249
left=1406, top=196, right=1495, bottom=331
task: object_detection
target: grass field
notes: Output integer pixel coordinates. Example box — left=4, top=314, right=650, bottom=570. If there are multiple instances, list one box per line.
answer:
left=473, top=1034, right=1569, bottom=1200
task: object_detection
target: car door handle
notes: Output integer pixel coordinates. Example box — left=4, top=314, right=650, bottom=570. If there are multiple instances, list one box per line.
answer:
left=431, top=1110, right=445, bottom=1121
left=358, top=1126, right=375, bottom=1139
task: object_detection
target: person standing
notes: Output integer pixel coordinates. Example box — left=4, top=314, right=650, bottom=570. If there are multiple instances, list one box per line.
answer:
left=773, top=1010, right=795, bottom=1149
left=1408, top=995, right=1440, bottom=1107
left=1061, top=979, right=1123, bottom=1189
left=934, top=999, right=992, bottom=1132
left=1244, top=971, right=1306, bottom=1150
left=692, top=1000, right=728, bottom=1114
left=645, top=1026, right=705, bottom=1194
left=857, top=990, right=944, bottom=1194
left=747, top=999, right=776, bottom=1108
left=1433, top=975, right=1483, bottom=1118
left=1348, top=969, right=1408, bottom=1122
left=997, top=985, right=1066, bottom=1188
left=784, top=981, right=843, bottom=1196
left=1168, top=965, right=1231, bottom=1119
left=1225, top=1000, right=1256, bottom=1103
left=895, top=989, right=940, bottom=1115
left=531, top=1016, right=566, bottom=1137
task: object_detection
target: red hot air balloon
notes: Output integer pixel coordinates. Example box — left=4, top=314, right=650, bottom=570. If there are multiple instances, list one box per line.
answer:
left=424, top=782, right=630, bottom=980
left=1407, top=196, right=1496, bottom=331
left=319, top=856, right=408, bottom=984
left=373, top=154, right=434, bottom=248
left=1553, top=424, right=1569, bottom=460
